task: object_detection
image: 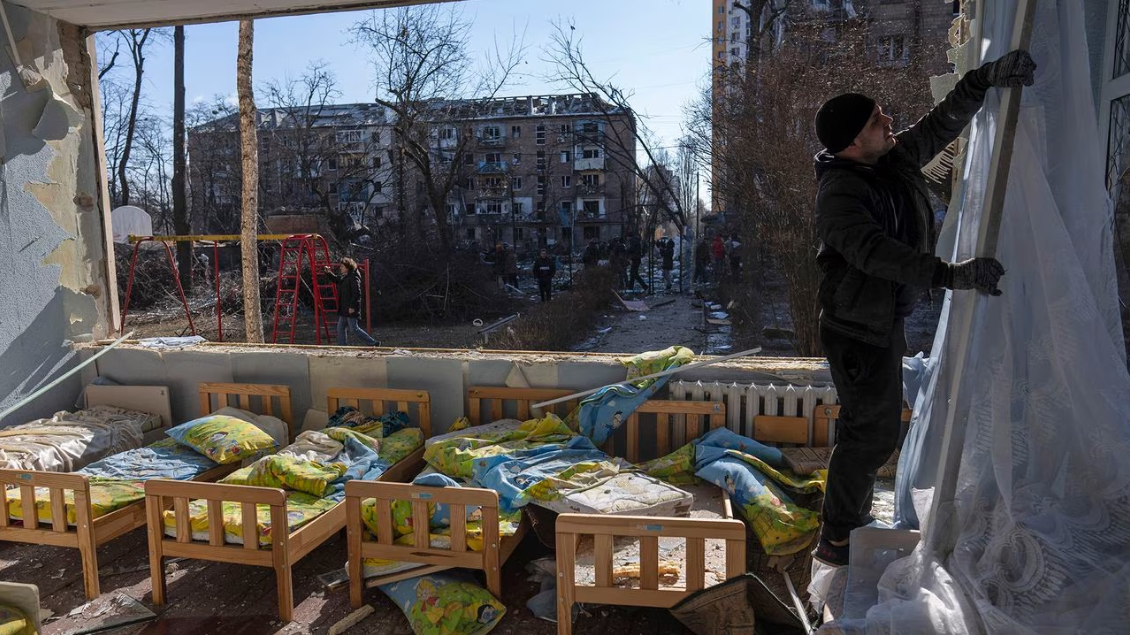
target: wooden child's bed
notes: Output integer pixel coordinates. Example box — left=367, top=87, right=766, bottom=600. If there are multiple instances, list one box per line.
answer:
left=345, top=391, right=743, bottom=615
left=344, top=387, right=574, bottom=606
left=0, top=382, right=293, bottom=600
left=146, top=387, right=432, bottom=622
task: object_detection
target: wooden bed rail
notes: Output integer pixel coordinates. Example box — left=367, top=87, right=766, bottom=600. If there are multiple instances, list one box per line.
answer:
left=467, top=387, right=577, bottom=426
left=611, top=399, right=727, bottom=462
left=344, top=480, right=502, bottom=608
left=0, top=470, right=100, bottom=596
left=145, top=479, right=294, bottom=619
left=555, top=513, right=747, bottom=635
left=327, top=387, right=433, bottom=438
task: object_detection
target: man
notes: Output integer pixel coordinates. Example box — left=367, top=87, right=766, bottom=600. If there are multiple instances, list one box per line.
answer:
left=658, top=236, right=676, bottom=290
left=694, top=238, right=711, bottom=285
left=533, top=248, right=557, bottom=302
left=811, top=50, right=1035, bottom=566
left=711, top=234, right=727, bottom=283
left=582, top=239, right=600, bottom=267
left=323, top=258, right=379, bottom=347
left=626, top=234, right=648, bottom=292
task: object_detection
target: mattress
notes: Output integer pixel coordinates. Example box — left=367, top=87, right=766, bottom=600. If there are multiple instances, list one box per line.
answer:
left=4, top=439, right=222, bottom=525
left=162, top=490, right=338, bottom=546
left=0, top=406, right=151, bottom=473
left=534, top=471, right=694, bottom=517
left=550, top=482, right=732, bottom=591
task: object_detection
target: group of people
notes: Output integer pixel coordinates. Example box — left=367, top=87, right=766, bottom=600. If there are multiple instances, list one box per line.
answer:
left=693, top=234, right=742, bottom=284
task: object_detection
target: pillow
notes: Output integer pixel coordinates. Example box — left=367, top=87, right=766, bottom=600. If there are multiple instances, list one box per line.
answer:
left=378, top=428, right=424, bottom=465
left=378, top=572, right=505, bottom=635
left=695, top=455, right=819, bottom=556
left=211, top=407, right=290, bottom=447
left=167, top=414, right=278, bottom=464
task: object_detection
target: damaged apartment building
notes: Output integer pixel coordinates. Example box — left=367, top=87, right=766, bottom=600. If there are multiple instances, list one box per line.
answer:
left=187, top=92, right=637, bottom=253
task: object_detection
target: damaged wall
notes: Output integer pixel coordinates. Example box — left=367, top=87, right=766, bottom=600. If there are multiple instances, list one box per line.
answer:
left=78, top=346, right=832, bottom=434
left=0, top=4, right=114, bottom=425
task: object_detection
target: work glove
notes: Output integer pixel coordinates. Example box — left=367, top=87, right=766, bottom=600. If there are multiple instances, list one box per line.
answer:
left=945, top=257, right=1006, bottom=296
left=977, top=50, right=1036, bottom=88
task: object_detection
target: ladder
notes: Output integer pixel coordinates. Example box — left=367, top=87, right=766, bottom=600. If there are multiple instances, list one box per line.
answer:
left=270, top=234, right=339, bottom=344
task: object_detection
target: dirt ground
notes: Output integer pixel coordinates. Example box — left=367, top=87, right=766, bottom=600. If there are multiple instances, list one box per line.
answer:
left=576, top=292, right=705, bottom=355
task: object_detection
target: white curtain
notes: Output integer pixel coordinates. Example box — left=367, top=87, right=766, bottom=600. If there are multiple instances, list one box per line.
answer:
left=847, top=2, right=1130, bottom=633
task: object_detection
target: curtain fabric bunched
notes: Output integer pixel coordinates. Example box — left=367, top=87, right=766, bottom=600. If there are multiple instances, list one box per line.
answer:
left=859, top=2, right=1130, bottom=633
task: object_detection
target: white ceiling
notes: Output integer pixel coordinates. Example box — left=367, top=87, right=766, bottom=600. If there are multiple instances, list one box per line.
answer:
left=10, top=0, right=456, bottom=30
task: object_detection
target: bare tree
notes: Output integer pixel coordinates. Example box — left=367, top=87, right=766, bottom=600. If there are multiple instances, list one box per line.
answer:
left=187, top=98, right=241, bottom=234
left=694, top=12, right=938, bottom=355
left=351, top=5, right=524, bottom=253
left=113, top=28, right=170, bottom=207
left=238, top=19, right=263, bottom=343
left=544, top=20, right=686, bottom=235
left=260, top=62, right=391, bottom=241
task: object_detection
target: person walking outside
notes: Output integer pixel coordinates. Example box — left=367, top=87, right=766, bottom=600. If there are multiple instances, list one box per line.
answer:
left=609, top=237, right=629, bottom=289
left=533, top=248, right=557, bottom=302
left=711, top=234, right=727, bottom=283
left=626, top=234, right=649, bottom=292
left=323, top=258, right=379, bottom=347
left=694, top=238, right=711, bottom=285
left=658, top=236, right=676, bottom=290
left=810, top=50, right=1033, bottom=567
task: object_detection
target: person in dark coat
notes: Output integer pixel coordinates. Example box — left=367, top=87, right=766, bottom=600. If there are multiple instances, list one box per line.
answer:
left=694, top=239, right=710, bottom=284
left=658, top=237, right=676, bottom=290
left=609, top=237, right=629, bottom=289
left=810, top=50, right=1034, bottom=567
left=323, top=257, right=378, bottom=346
left=626, top=235, right=648, bottom=292
left=532, top=249, right=556, bottom=302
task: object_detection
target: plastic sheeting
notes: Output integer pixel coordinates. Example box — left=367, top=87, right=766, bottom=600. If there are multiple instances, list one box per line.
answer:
left=840, top=2, right=1130, bottom=633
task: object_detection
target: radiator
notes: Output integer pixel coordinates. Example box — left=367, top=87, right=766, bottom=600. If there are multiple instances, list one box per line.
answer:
left=668, top=380, right=838, bottom=446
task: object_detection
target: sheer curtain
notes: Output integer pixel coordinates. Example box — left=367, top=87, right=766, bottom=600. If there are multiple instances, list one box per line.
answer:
left=847, top=2, right=1130, bottom=632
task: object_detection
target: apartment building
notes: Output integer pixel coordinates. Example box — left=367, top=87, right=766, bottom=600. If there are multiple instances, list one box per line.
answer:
left=187, top=103, right=395, bottom=234
left=436, top=93, right=637, bottom=254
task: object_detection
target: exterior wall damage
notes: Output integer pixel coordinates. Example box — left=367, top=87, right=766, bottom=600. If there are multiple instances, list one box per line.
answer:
left=0, top=5, right=112, bottom=424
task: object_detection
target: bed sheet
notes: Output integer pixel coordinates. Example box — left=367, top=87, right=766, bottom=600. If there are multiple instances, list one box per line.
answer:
left=0, top=406, right=150, bottom=472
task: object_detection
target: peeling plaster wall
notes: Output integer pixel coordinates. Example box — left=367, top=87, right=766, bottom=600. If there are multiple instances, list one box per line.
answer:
left=81, top=346, right=832, bottom=433
left=0, top=5, right=112, bottom=426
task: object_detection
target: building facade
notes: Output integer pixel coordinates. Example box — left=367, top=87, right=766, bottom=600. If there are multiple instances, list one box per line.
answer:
left=187, top=93, right=637, bottom=255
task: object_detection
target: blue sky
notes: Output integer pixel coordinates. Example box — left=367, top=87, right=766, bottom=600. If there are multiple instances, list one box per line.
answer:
left=112, top=0, right=711, bottom=150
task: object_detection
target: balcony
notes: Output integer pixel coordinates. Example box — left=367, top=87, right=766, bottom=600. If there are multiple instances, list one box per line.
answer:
left=578, top=182, right=604, bottom=195
left=477, top=135, right=506, bottom=147
left=477, top=161, right=509, bottom=174
left=477, top=187, right=509, bottom=199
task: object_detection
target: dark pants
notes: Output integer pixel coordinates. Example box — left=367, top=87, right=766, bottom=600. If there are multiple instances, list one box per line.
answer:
left=820, top=319, right=905, bottom=543
left=538, top=278, right=552, bottom=302
left=629, top=258, right=648, bottom=290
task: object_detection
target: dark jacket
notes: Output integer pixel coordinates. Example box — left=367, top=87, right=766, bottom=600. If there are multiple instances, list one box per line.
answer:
left=815, top=69, right=991, bottom=346
left=533, top=256, right=556, bottom=281
left=658, top=239, right=675, bottom=269
left=328, top=269, right=363, bottom=317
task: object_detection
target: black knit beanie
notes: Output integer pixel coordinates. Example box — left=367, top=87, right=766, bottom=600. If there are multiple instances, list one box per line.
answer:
left=815, top=93, right=876, bottom=153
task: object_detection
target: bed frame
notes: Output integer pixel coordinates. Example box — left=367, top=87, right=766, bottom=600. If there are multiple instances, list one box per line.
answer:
left=146, top=387, right=432, bottom=622
left=554, top=398, right=751, bottom=635
left=345, top=387, right=572, bottom=606
left=345, top=391, right=737, bottom=612
left=555, top=513, right=747, bottom=635
left=0, top=382, right=293, bottom=600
